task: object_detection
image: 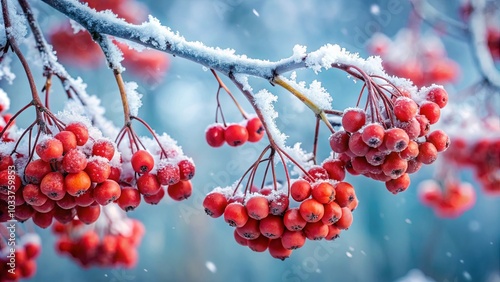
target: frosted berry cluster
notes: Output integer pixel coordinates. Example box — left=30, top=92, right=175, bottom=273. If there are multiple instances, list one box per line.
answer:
left=205, top=117, right=265, bottom=147
left=52, top=206, right=144, bottom=268
left=203, top=169, right=357, bottom=260
left=0, top=231, right=41, bottom=281
left=418, top=180, right=476, bottom=218
left=329, top=87, right=450, bottom=194
left=116, top=134, right=195, bottom=210
left=369, top=30, right=459, bottom=87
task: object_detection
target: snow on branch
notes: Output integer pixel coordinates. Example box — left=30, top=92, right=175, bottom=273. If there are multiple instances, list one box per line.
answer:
left=41, top=0, right=307, bottom=79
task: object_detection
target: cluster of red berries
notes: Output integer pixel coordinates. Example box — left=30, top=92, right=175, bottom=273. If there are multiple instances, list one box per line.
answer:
left=444, top=136, right=499, bottom=195
left=0, top=122, right=121, bottom=228
left=203, top=173, right=357, bottom=260
left=369, top=30, right=459, bottom=87
left=49, top=0, right=169, bottom=82
left=418, top=180, right=476, bottom=218
left=117, top=135, right=195, bottom=209
left=0, top=232, right=41, bottom=281
left=329, top=87, right=450, bottom=194
left=52, top=207, right=144, bottom=268
left=205, top=117, right=265, bottom=147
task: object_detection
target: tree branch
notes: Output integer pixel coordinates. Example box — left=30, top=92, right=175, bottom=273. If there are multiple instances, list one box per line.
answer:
left=469, top=0, right=500, bottom=88
left=41, top=0, right=306, bottom=80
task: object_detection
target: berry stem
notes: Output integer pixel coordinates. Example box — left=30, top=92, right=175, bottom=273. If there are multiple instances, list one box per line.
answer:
left=114, top=70, right=132, bottom=124
left=211, top=69, right=249, bottom=120
left=312, top=117, right=320, bottom=165
left=273, top=76, right=335, bottom=133
left=1, top=0, right=45, bottom=120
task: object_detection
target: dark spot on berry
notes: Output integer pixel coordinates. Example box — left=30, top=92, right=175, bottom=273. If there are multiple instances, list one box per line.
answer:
left=204, top=208, right=214, bottom=216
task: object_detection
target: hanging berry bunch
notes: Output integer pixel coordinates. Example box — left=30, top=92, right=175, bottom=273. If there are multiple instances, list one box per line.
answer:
left=368, top=28, right=459, bottom=87
left=205, top=70, right=265, bottom=148
left=327, top=73, right=450, bottom=194
left=0, top=226, right=41, bottom=281
left=51, top=205, right=144, bottom=268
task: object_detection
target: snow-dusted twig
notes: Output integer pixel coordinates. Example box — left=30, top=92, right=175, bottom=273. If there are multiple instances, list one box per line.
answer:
left=469, top=0, right=500, bottom=88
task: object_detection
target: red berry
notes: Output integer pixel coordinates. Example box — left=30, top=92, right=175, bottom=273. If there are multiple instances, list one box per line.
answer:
left=65, top=122, right=89, bottom=146
left=156, top=163, right=180, bottom=185
left=259, top=215, right=285, bottom=239
left=84, top=157, right=111, bottom=183
left=22, top=184, right=48, bottom=206
left=415, top=115, right=431, bottom=137
left=92, top=139, right=115, bottom=161
left=64, top=171, right=91, bottom=197
left=233, top=229, right=248, bottom=246
left=342, top=108, right=366, bottom=133
left=281, top=230, right=306, bottom=250
left=136, top=173, right=162, bottom=196
left=329, top=130, right=350, bottom=153
left=383, top=128, right=410, bottom=152
left=394, top=97, right=418, bottom=122
left=76, top=204, right=101, bottom=224
left=385, top=173, right=411, bottom=194
left=299, top=198, right=324, bottom=223
left=36, top=138, right=64, bottom=162
left=32, top=211, right=54, bottom=228
left=334, top=182, right=356, bottom=208
left=54, top=130, right=77, bottom=153
left=381, top=152, right=408, bottom=179
left=247, top=234, right=270, bottom=252
left=361, top=123, right=385, bottom=148
left=399, top=140, right=419, bottom=160
left=325, top=224, right=342, bottom=240
left=93, top=179, right=121, bottom=205
left=245, top=195, right=269, bottom=220
left=56, top=193, right=77, bottom=210
left=283, top=208, right=307, bottom=231
left=224, top=124, right=249, bottom=147
left=24, top=159, right=52, bottom=184
left=269, top=193, right=289, bottom=216
left=203, top=192, right=228, bottom=218
left=167, top=180, right=192, bottom=201
left=143, top=187, right=165, bottom=205
left=131, top=150, right=154, bottom=174
left=117, top=187, right=141, bottom=212
left=419, top=102, right=440, bottom=124
left=335, top=207, right=353, bottom=229
left=40, top=171, right=66, bottom=200
left=322, top=159, right=346, bottom=181
left=236, top=218, right=261, bottom=240
left=426, top=87, right=448, bottom=108
left=205, top=124, right=225, bottom=147
left=303, top=221, right=329, bottom=240
left=62, top=149, right=87, bottom=173
left=306, top=166, right=329, bottom=182
left=268, top=239, right=292, bottom=260
left=246, top=117, right=265, bottom=142
left=426, top=130, right=450, bottom=152
left=417, top=142, right=438, bottom=164
left=178, top=159, right=195, bottom=180
left=290, top=179, right=311, bottom=202
left=365, top=148, right=387, bottom=166
left=322, top=201, right=342, bottom=225
left=223, top=202, right=249, bottom=227
left=311, top=182, right=335, bottom=204
left=349, top=132, right=371, bottom=156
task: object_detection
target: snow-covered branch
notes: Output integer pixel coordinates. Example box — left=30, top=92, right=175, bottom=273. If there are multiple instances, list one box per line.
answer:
left=469, top=0, right=500, bottom=88
left=41, top=0, right=306, bottom=80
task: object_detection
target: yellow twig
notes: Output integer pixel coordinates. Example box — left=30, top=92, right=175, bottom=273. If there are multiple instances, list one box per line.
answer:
left=273, top=76, right=335, bottom=133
